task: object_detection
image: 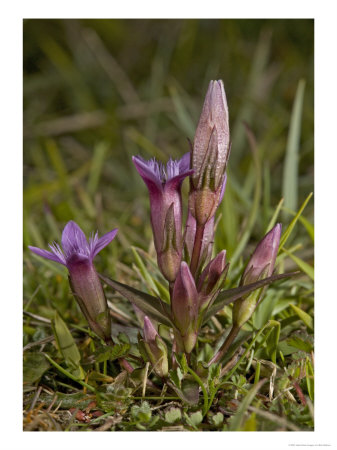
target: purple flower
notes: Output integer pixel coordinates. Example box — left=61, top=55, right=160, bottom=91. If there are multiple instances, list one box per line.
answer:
left=132, top=153, right=193, bottom=282
left=189, top=80, right=230, bottom=226
left=29, top=221, right=118, bottom=342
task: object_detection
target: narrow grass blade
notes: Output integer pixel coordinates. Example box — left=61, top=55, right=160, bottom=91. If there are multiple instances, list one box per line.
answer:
left=280, top=192, right=313, bottom=249
left=87, top=141, right=108, bottom=194
left=289, top=304, right=313, bottom=330
left=282, top=206, right=314, bottom=243
left=230, top=123, right=262, bottom=267
left=168, top=85, right=195, bottom=137
left=126, top=127, right=166, bottom=159
left=75, top=184, right=96, bottom=218
left=45, top=139, right=71, bottom=198
left=263, top=162, right=271, bottom=230
left=282, top=248, right=314, bottom=280
left=230, top=30, right=271, bottom=162
left=265, top=197, right=284, bottom=233
left=282, top=79, right=306, bottom=217
left=266, top=320, right=281, bottom=364
left=228, top=378, right=267, bottom=431
left=216, top=178, right=239, bottom=256
left=131, top=247, right=160, bottom=297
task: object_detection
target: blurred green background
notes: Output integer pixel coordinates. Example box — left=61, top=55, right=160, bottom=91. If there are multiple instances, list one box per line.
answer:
left=23, top=19, right=314, bottom=309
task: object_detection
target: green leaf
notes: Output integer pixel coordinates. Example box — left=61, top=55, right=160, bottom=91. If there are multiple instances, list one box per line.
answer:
left=211, top=412, right=224, bottom=427
left=165, top=407, right=182, bottom=424
left=23, top=352, right=50, bottom=383
left=289, top=304, right=313, bottom=330
left=168, top=379, right=199, bottom=406
left=52, top=311, right=84, bottom=379
left=131, top=401, right=152, bottom=423
left=266, top=320, right=280, bottom=364
left=286, top=336, right=313, bottom=353
left=306, top=357, right=314, bottom=401
left=94, top=343, right=130, bottom=363
left=189, top=411, right=203, bottom=427
left=168, top=368, right=183, bottom=389
left=99, top=274, right=173, bottom=327
left=253, top=289, right=281, bottom=329
left=177, top=353, right=188, bottom=375
left=203, top=272, right=297, bottom=323
left=282, top=79, right=306, bottom=216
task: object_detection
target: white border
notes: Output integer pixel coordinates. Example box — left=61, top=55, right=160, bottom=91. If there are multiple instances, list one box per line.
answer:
left=2, top=1, right=337, bottom=448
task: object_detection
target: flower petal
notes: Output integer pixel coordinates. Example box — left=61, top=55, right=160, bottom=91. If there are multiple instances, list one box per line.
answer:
left=132, top=156, right=163, bottom=194
left=165, top=168, right=193, bottom=192
left=28, top=246, right=66, bottom=266
left=178, top=152, right=191, bottom=173
left=61, top=221, right=89, bottom=258
left=92, top=228, right=118, bottom=259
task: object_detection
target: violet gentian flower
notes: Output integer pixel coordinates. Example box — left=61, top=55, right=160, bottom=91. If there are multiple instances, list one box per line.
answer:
left=189, top=80, right=230, bottom=226
left=142, top=316, right=168, bottom=377
left=132, top=153, right=193, bottom=283
left=29, top=221, right=118, bottom=342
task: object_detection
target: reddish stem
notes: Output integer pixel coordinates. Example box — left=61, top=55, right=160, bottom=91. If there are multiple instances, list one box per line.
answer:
left=208, top=325, right=240, bottom=366
left=190, top=223, right=205, bottom=277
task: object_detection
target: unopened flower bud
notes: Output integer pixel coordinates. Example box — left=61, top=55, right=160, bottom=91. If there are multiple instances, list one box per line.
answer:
left=233, top=224, right=282, bottom=328
left=189, top=80, right=230, bottom=225
left=171, top=262, right=198, bottom=353
left=198, top=250, right=228, bottom=298
left=143, top=316, right=168, bottom=377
